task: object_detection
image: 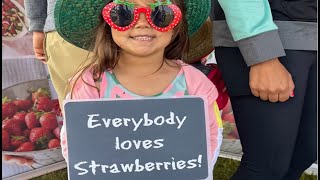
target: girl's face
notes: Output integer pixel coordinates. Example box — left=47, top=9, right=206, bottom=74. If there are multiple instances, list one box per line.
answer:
left=111, top=0, right=174, bottom=58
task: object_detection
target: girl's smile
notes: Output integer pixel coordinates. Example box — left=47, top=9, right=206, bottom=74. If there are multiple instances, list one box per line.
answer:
left=130, top=35, right=155, bottom=41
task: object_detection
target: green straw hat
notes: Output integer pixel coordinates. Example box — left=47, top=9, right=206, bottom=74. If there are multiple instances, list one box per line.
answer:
left=54, top=0, right=211, bottom=50
left=186, top=19, right=213, bottom=64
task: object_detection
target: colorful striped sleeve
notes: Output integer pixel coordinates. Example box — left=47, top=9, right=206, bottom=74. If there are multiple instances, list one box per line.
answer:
left=183, top=63, right=223, bottom=169
left=60, top=68, right=100, bottom=162
left=211, top=101, right=223, bottom=167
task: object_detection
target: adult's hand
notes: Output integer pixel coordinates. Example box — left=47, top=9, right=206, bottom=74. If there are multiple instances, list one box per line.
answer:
left=33, top=31, right=46, bottom=63
left=249, top=58, right=295, bottom=102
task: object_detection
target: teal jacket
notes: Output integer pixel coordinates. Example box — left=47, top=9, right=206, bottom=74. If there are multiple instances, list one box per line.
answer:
left=211, top=0, right=317, bottom=66
left=217, top=0, right=278, bottom=41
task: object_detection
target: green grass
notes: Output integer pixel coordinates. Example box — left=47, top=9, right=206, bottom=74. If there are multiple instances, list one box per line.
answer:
left=31, top=158, right=317, bottom=180
left=213, top=158, right=317, bottom=180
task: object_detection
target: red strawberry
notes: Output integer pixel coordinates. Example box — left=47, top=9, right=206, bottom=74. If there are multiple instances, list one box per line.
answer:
left=13, top=112, right=27, bottom=129
left=29, top=127, right=53, bottom=149
left=221, top=100, right=232, bottom=114
left=39, top=112, right=58, bottom=130
left=4, top=0, right=16, bottom=8
left=2, top=119, right=22, bottom=136
left=32, top=88, right=50, bottom=102
left=51, top=99, right=62, bottom=116
left=12, top=99, right=32, bottom=111
left=2, top=119, right=10, bottom=128
left=10, top=136, right=28, bottom=148
left=34, top=96, right=53, bottom=112
left=48, top=139, right=60, bottom=149
left=23, top=129, right=31, bottom=138
left=9, top=27, right=18, bottom=36
left=221, top=112, right=235, bottom=123
left=59, top=120, right=63, bottom=126
left=25, top=112, right=41, bottom=129
left=2, top=97, right=18, bottom=120
left=2, top=129, right=10, bottom=150
left=15, top=142, right=35, bottom=152
left=53, top=127, right=61, bottom=139
left=227, top=130, right=240, bottom=139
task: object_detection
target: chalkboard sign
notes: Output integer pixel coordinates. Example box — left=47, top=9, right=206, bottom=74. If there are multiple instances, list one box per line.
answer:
left=63, top=96, right=210, bottom=180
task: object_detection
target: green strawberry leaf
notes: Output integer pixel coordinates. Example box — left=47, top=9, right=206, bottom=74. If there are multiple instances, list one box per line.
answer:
left=2, top=96, right=11, bottom=104
left=35, top=111, right=45, bottom=119
left=11, top=136, right=27, bottom=141
left=35, top=137, right=50, bottom=150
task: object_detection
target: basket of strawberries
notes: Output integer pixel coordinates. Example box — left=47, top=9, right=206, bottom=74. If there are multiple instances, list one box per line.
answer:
left=2, top=79, right=64, bottom=165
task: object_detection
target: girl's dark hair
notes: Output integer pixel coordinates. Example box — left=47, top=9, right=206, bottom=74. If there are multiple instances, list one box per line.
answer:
left=69, top=0, right=189, bottom=98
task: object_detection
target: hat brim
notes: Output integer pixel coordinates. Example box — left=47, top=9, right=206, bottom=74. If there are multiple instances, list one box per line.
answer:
left=186, top=20, right=213, bottom=64
left=55, top=0, right=211, bottom=50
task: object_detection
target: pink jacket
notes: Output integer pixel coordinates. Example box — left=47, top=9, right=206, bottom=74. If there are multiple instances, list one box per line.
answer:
left=61, top=61, right=223, bottom=168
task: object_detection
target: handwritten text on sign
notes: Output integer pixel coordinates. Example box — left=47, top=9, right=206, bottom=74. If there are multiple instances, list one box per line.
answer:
left=64, top=97, right=209, bottom=180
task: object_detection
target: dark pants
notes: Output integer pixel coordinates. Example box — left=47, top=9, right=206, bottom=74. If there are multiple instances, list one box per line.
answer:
left=215, top=48, right=317, bottom=180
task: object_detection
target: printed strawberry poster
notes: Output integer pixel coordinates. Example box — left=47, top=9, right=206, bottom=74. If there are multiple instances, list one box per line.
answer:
left=2, top=0, right=48, bottom=89
left=2, top=0, right=65, bottom=179
left=2, top=0, right=34, bottom=59
left=2, top=81, right=65, bottom=179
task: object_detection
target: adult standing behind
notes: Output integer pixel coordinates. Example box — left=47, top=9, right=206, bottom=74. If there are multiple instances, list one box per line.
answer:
left=211, top=0, right=317, bottom=179
left=24, top=0, right=90, bottom=106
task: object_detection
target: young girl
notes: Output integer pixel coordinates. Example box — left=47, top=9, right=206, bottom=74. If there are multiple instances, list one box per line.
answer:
left=55, top=0, right=223, bottom=175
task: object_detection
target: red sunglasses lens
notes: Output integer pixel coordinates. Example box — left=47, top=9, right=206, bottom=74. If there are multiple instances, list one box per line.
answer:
left=151, top=5, right=175, bottom=28
left=110, top=5, right=134, bottom=27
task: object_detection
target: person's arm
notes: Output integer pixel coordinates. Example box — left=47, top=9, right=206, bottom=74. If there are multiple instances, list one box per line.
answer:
left=24, top=0, right=47, bottom=61
left=217, top=0, right=295, bottom=103
left=217, top=0, right=285, bottom=66
left=24, top=0, right=47, bottom=32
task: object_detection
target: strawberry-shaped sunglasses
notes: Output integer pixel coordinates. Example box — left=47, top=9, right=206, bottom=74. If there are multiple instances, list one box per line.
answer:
left=102, top=0, right=182, bottom=32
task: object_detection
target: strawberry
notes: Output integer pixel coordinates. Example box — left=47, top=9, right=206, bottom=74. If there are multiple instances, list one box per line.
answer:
left=2, top=119, right=10, bottom=128
left=227, top=130, right=240, bottom=139
left=12, top=99, right=32, bottom=111
left=32, top=88, right=50, bottom=102
left=4, top=0, right=16, bottom=10
left=58, top=120, right=63, bottom=126
left=51, top=99, right=62, bottom=116
left=221, top=100, right=232, bottom=114
left=9, top=26, right=17, bottom=36
left=221, top=112, right=235, bottom=123
left=15, top=142, right=35, bottom=152
left=13, top=111, right=27, bottom=129
left=39, top=112, right=58, bottom=130
left=2, top=97, right=18, bottom=120
left=23, top=129, right=31, bottom=138
left=53, top=127, right=61, bottom=139
left=10, top=136, right=28, bottom=148
left=2, top=119, right=22, bottom=136
left=25, top=112, right=41, bottom=129
left=2, top=129, right=10, bottom=150
left=29, top=127, right=53, bottom=149
left=34, top=96, right=53, bottom=112
left=48, top=139, right=60, bottom=149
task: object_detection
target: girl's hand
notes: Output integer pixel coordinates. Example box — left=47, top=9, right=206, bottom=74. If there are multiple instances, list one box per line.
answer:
left=249, top=58, right=295, bottom=102
left=33, top=31, right=46, bottom=64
